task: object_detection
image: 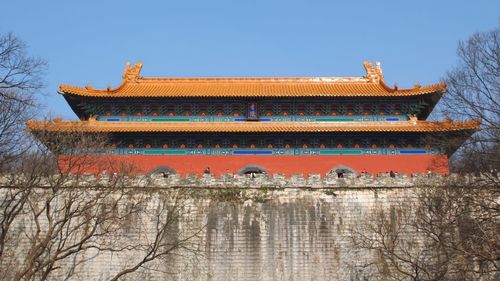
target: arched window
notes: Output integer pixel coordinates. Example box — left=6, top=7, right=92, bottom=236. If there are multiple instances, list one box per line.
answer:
left=237, top=165, right=268, bottom=176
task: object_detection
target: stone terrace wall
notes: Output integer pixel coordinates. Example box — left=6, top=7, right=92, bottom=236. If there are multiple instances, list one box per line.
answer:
left=0, top=174, right=495, bottom=280
left=0, top=187, right=417, bottom=281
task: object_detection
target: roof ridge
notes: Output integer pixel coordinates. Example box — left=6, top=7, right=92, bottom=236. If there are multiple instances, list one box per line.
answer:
left=57, top=61, right=447, bottom=98
left=134, top=76, right=371, bottom=83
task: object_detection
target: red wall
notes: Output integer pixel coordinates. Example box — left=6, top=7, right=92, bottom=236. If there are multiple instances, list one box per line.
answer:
left=62, top=154, right=449, bottom=176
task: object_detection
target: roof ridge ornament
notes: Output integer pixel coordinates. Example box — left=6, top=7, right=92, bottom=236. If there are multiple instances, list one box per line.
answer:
left=363, top=61, right=384, bottom=83
left=122, top=62, right=143, bottom=82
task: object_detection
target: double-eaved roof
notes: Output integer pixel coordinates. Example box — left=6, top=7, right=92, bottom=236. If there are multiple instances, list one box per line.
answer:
left=58, top=61, right=446, bottom=98
left=27, top=61, right=478, bottom=143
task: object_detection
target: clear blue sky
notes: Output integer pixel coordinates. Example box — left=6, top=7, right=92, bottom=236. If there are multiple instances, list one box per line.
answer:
left=1, top=0, right=498, bottom=119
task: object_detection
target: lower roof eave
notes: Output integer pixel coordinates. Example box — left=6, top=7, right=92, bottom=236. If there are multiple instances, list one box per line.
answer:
left=25, top=120, right=480, bottom=134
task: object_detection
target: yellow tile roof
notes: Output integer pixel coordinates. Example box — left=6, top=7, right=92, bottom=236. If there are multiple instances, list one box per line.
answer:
left=58, top=61, right=446, bottom=98
left=26, top=120, right=479, bottom=134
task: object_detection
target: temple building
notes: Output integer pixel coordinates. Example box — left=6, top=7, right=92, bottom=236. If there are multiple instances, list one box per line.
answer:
left=27, top=61, right=478, bottom=176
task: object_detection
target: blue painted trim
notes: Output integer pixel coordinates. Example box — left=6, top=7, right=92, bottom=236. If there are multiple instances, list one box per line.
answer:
left=399, top=150, right=427, bottom=154
left=233, top=150, right=273, bottom=155
left=97, top=115, right=408, bottom=122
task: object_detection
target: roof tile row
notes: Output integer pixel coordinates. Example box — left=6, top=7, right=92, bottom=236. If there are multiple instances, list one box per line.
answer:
left=26, top=120, right=479, bottom=134
left=58, top=62, right=446, bottom=98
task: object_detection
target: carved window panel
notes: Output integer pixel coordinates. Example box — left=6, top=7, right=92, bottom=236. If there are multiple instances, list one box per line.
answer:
left=212, top=139, right=223, bottom=148
left=198, top=104, right=208, bottom=116
left=381, top=103, right=392, bottom=115
left=394, top=104, right=402, bottom=115
left=330, top=104, right=339, bottom=115
left=370, top=139, right=380, bottom=149
left=214, top=104, right=224, bottom=116
left=281, top=104, right=291, bottom=116
left=190, top=104, right=200, bottom=115
left=335, top=138, right=345, bottom=148
left=232, top=103, right=242, bottom=116
left=149, top=104, right=158, bottom=116
left=134, top=138, right=143, bottom=147
left=223, top=103, right=232, bottom=116
left=195, top=139, right=205, bottom=148
left=118, top=104, right=128, bottom=116
left=338, top=104, right=347, bottom=115
left=169, top=139, right=177, bottom=148
left=321, top=104, right=330, bottom=115
left=362, top=104, right=372, bottom=116
left=309, top=104, right=320, bottom=116
left=275, top=138, right=283, bottom=147
left=297, top=103, right=306, bottom=116
left=346, top=104, right=355, bottom=116
left=270, top=103, right=280, bottom=115
left=354, top=104, right=363, bottom=115
left=231, top=139, right=241, bottom=148
left=178, top=138, right=188, bottom=148
left=304, top=104, right=313, bottom=115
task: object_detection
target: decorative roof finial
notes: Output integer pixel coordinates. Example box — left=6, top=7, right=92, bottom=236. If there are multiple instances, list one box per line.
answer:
left=363, top=61, right=384, bottom=83
left=122, top=62, right=143, bottom=82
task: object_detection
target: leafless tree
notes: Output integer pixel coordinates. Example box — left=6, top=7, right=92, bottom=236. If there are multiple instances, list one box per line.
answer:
left=0, top=32, right=46, bottom=97
left=0, top=33, right=203, bottom=280
left=0, top=32, right=46, bottom=171
left=436, top=25, right=500, bottom=175
left=0, top=128, right=203, bottom=280
left=349, top=179, right=499, bottom=281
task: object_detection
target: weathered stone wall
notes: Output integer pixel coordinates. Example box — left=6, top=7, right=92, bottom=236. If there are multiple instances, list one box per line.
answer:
left=0, top=174, right=495, bottom=280
left=0, top=186, right=419, bottom=280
